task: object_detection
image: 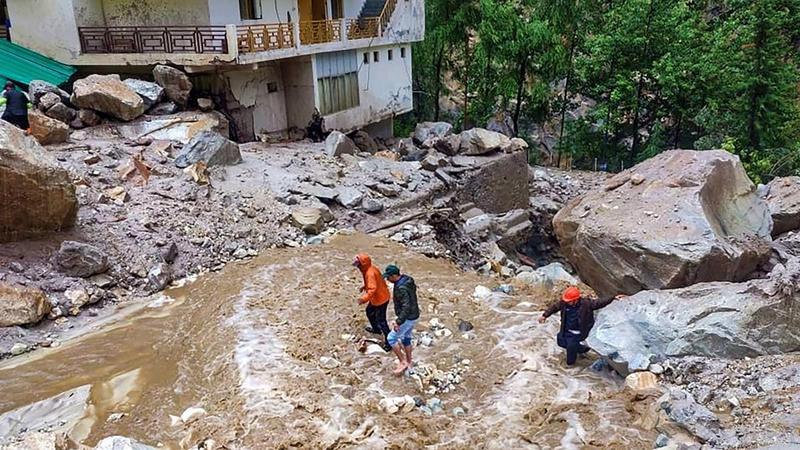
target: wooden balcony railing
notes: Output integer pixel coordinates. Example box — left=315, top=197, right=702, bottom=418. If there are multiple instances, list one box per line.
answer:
left=346, top=17, right=379, bottom=40
left=379, top=0, right=398, bottom=31
left=237, top=23, right=293, bottom=53
left=299, top=19, right=341, bottom=45
left=0, top=27, right=8, bottom=41
left=78, top=26, right=228, bottom=54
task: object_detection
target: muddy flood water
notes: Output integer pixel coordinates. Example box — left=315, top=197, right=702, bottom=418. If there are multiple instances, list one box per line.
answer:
left=0, top=233, right=656, bottom=449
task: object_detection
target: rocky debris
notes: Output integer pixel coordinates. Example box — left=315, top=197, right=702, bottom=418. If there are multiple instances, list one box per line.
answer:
left=555, top=150, right=773, bottom=298
left=588, top=257, right=800, bottom=374
left=625, top=371, right=659, bottom=391
left=93, top=436, right=158, bottom=450
left=421, top=151, right=448, bottom=171
left=458, top=151, right=529, bottom=213
left=0, top=121, right=77, bottom=241
left=123, top=79, right=164, bottom=109
left=28, top=80, right=69, bottom=106
left=0, top=283, right=51, bottom=327
left=117, top=111, right=229, bottom=144
left=764, top=176, right=800, bottom=236
left=78, top=109, right=102, bottom=127
left=148, top=263, right=172, bottom=291
left=336, top=186, right=365, bottom=208
left=325, top=130, right=357, bottom=157
left=378, top=395, right=417, bottom=414
left=174, top=131, right=241, bottom=168
left=515, top=262, right=578, bottom=289
left=659, top=389, right=738, bottom=447
left=153, top=65, right=192, bottom=107
left=197, top=97, right=214, bottom=112
left=37, top=92, right=61, bottom=111
left=290, top=207, right=330, bottom=234
left=52, top=241, right=109, bottom=278
left=45, top=102, right=77, bottom=124
left=350, top=130, right=379, bottom=154
left=28, top=110, right=69, bottom=145
left=409, top=359, right=471, bottom=395
left=413, top=122, right=453, bottom=145
left=71, top=74, right=145, bottom=121
left=149, top=101, right=179, bottom=115
left=361, top=197, right=383, bottom=214
left=459, top=128, right=512, bottom=155
left=289, top=183, right=338, bottom=203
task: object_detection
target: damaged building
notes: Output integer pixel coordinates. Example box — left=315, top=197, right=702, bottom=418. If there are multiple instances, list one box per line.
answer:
left=3, top=0, right=424, bottom=140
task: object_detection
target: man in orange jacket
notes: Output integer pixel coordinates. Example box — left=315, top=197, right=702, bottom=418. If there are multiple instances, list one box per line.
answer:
left=353, top=253, right=392, bottom=350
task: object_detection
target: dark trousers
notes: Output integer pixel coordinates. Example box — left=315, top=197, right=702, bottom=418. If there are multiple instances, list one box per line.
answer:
left=557, top=332, right=590, bottom=366
left=366, top=302, right=390, bottom=340
left=2, top=112, right=28, bottom=130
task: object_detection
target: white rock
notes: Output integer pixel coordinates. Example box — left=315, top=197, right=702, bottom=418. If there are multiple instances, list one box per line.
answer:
left=319, top=356, right=341, bottom=369
left=179, top=406, right=207, bottom=424
left=472, top=285, right=492, bottom=300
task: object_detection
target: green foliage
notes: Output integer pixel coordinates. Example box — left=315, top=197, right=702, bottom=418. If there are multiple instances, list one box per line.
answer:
left=412, top=0, right=800, bottom=181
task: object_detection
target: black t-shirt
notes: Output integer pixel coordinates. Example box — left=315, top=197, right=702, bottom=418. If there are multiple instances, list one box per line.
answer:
left=564, top=303, right=581, bottom=333
left=3, top=89, right=28, bottom=115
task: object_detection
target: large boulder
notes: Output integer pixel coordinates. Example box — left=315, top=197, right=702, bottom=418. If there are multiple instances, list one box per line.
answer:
left=350, top=130, right=379, bottom=154
left=153, top=65, right=192, bottom=107
left=123, top=79, right=164, bottom=109
left=52, top=241, right=109, bottom=278
left=0, top=121, right=77, bottom=241
left=0, top=282, right=51, bottom=327
left=45, top=103, right=77, bottom=124
left=554, top=150, right=773, bottom=298
left=174, top=131, right=241, bottom=168
left=290, top=207, right=328, bottom=234
left=94, top=436, right=158, bottom=450
left=588, top=257, right=800, bottom=374
left=117, top=111, right=228, bottom=144
left=413, top=121, right=453, bottom=145
left=325, top=130, right=357, bottom=157
left=28, top=110, right=69, bottom=145
left=71, top=74, right=145, bottom=121
left=459, top=128, right=512, bottom=155
left=764, top=176, right=800, bottom=236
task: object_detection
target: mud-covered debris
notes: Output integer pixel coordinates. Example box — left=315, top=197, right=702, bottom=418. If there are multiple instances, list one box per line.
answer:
left=378, top=395, right=416, bottom=414
left=184, top=161, right=210, bottom=185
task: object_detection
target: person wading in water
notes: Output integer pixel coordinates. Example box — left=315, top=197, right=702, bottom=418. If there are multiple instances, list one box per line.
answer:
left=539, top=286, right=625, bottom=365
left=353, top=253, right=392, bottom=351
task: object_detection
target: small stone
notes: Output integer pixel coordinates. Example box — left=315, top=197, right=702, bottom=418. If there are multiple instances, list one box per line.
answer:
left=197, top=97, right=214, bottom=111
left=452, top=407, right=465, bottom=416
left=319, top=356, right=341, bottom=369
left=624, top=371, right=659, bottom=391
left=9, top=262, right=24, bottom=273
left=83, top=154, right=102, bottom=165
left=457, top=319, right=473, bottom=332
left=162, top=242, right=179, bottom=263
left=654, top=433, right=670, bottom=448
left=631, top=173, right=646, bottom=185
left=148, top=263, right=172, bottom=290
left=179, top=406, right=206, bottom=424
left=649, top=363, right=665, bottom=375
left=361, top=197, right=384, bottom=214
left=9, top=342, right=30, bottom=356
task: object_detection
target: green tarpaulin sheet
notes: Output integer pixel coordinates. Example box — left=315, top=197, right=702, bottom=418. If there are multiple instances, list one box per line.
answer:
left=0, top=39, right=76, bottom=88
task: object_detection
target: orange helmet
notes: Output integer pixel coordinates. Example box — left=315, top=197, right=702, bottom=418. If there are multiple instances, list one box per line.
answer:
left=562, top=286, right=581, bottom=304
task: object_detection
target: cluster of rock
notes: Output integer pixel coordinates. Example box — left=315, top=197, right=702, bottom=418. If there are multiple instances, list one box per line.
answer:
left=25, top=65, right=212, bottom=147
left=549, top=149, right=800, bottom=447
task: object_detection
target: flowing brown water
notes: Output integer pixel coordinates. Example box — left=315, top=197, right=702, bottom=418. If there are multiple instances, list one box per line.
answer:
left=0, top=233, right=656, bottom=449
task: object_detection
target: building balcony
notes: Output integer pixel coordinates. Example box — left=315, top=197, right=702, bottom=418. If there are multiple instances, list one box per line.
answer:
left=71, top=0, right=422, bottom=67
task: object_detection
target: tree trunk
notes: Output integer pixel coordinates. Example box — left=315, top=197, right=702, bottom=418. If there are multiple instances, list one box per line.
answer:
left=556, top=26, right=579, bottom=166
left=463, top=33, right=470, bottom=130
left=748, top=8, right=767, bottom=150
left=629, top=0, right=656, bottom=163
left=673, top=111, right=683, bottom=149
left=433, top=42, right=445, bottom=121
left=512, top=54, right=526, bottom=137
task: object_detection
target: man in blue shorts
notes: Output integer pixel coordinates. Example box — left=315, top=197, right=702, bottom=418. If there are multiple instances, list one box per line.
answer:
left=384, top=264, right=420, bottom=375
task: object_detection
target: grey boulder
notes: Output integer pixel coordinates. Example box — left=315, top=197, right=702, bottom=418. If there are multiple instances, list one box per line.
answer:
left=325, top=130, right=357, bottom=157
left=53, top=241, right=109, bottom=278
left=554, top=150, right=773, bottom=298
left=174, top=131, right=242, bottom=168
left=0, top=282, right=51, bottom=327
left=28, top=80, right=69, bottom=106
left=659, top=388, right=739, bottom=447
left=459, top=128, right=512, bottom=155
left=413, top=121, right=453, bottom=145
left=153, top=65, right=192, bottom=107
left=764, top=176, right=800, bottom=236
left=124, top=79, right=165, bottom=109
left=71, top=74, right=145, bottom=121
left=0, top=121, right=77, bottom=241
left=588, top=257, right=800, bottom=374
left=94, top=436, right=158, bottom=450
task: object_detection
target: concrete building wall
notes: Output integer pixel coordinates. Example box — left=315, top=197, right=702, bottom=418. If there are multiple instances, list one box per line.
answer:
left=208, top=0, right=298, bottom=25
left=282, top=57, right=317, bottom=130
left=6, top=0, right=83, bottom=61
left=73, top=0, right=105, bottom=27
left=323, top=43, right=412, bottom=132
left=226, top=64, right=288, bottom=135
left=99, top=0, right=211, bottom=26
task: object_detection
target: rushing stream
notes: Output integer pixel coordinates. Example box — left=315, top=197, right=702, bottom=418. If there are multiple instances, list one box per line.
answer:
left=0, top=233, right=656, bottom=449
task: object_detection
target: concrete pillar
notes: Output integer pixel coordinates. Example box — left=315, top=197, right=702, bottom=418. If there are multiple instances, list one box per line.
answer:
left=225, top=24, right=240, bottom=61
left=340, top=18, right=347, bottom=42
left=293, top=21, right=301, bottom=48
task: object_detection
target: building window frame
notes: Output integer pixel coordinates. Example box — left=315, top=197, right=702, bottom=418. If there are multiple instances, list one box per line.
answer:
left=373, top=51, right=379, bottom=63
left=388, top=49, right=393, bottom=61
left=240, top=0, right=263, bottom=20
left=400, top=47, right=406, bottom=58
left=363, top=52, right=369, bottom=64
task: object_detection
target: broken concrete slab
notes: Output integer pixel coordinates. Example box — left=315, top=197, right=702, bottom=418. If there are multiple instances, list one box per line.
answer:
left=174, top=131, right=242, bottom=169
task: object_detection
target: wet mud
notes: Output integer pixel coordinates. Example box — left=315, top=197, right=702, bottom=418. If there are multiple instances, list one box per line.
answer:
left=0, top=233, right=656, bottom=449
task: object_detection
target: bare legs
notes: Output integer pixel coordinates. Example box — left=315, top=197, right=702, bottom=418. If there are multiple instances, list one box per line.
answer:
left=392, top=344, right=409, bottom=375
